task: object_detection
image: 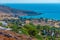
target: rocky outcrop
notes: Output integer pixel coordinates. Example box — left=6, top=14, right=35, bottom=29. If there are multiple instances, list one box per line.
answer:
left=0, top=30, right=37, bottom=40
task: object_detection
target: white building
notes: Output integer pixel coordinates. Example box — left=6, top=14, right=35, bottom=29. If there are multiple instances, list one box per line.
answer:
left=0, top=26, right=12, bottom=30
left=0, top=21, right=8, bottom=26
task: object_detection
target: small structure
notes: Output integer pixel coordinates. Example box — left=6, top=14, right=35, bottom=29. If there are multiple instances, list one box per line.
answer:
left=0, top=26, right=12, bottom=30
left=0, top=21, right=8, bottom=26
left=25, top=20, right=30, bottom=24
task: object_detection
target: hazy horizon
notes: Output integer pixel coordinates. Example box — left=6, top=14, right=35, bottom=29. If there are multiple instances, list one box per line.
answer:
left=0, top=0, right=60, bottom=4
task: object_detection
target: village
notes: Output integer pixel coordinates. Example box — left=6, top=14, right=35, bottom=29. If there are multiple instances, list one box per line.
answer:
left=0, top=14, right=60, bottom=40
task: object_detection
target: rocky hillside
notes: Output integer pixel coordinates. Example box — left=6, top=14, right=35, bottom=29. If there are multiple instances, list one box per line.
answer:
left=0, top=5, right=42, bottom=16
left=0, top=30, right=37, bottom=40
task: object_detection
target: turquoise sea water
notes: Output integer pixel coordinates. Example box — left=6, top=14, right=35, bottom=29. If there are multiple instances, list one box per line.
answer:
left=1, top=4, right=60, bottom=20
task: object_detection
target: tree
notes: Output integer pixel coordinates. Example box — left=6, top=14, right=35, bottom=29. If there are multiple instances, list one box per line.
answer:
left=20, top=27, right=29, bottom=35
left=28, top=29, right=38, bottom=36
left=35, top=35, right=43, bottom=40
left=43, top=25, right=51, bottom=31
left=0, top=22, right=2, bottom=26
left=23, top=24, right=38, bottom=36
left=37, top=25, right=43, bottom=30
left=11, top=24, right=19, bottom=33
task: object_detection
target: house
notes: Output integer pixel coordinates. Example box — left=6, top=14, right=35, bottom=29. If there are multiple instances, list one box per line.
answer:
left=0, top=21, right=8, bottom=26
left=0, top=26, right=12, bottom=30
left=25, top=20, right=30, bottom=24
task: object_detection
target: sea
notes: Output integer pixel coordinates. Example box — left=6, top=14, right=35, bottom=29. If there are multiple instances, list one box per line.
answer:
left=1, top=4, right=60, bottom=20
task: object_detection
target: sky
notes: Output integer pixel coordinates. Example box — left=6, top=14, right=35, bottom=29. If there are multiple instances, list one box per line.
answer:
left=0, top=0, right=60, bottom=3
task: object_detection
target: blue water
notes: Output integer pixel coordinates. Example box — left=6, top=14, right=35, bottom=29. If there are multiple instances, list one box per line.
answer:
left=1, top=4, right=60, bottom=20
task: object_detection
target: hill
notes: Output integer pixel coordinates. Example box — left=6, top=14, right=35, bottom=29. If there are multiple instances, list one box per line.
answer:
left=0, top=5, right=42, bottom=16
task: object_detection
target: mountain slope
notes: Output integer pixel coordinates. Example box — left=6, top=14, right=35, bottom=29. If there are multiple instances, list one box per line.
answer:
left=0, top=5, right=42, bottom=16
